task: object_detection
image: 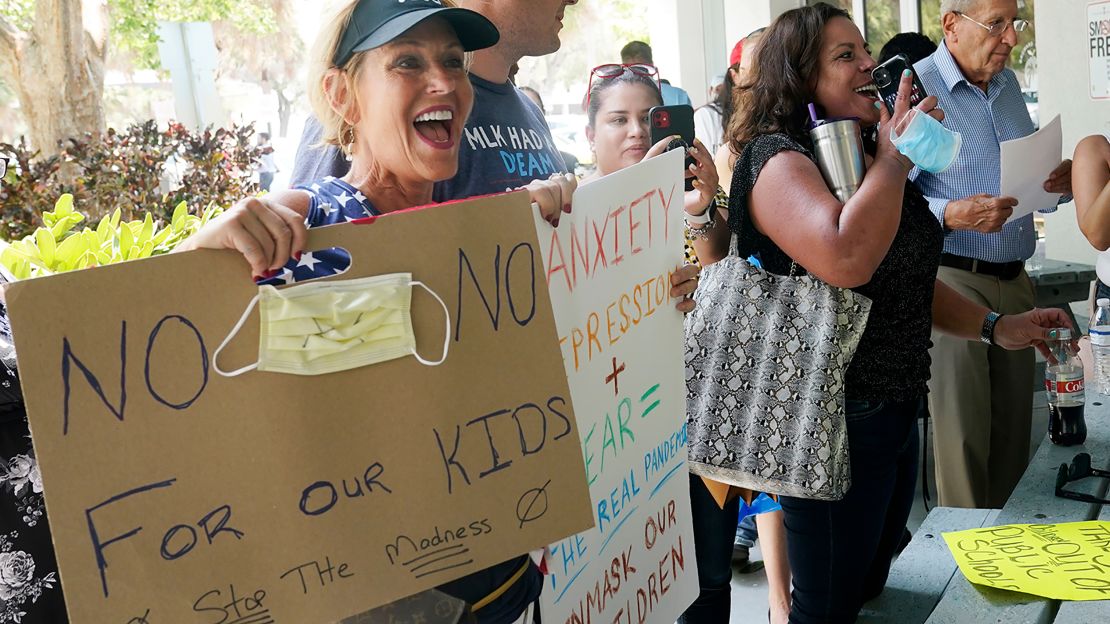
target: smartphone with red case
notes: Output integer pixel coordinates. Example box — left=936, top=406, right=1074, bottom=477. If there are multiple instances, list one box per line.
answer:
left=649, top=105, right=696, bottom=190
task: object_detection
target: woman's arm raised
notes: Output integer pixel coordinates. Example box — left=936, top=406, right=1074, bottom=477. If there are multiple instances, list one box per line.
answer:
left=175, top=190, right=311, bottom=278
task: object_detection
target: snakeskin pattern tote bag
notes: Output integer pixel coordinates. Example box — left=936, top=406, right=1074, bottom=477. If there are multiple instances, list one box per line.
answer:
left=685, top=235, right=872, bottom=501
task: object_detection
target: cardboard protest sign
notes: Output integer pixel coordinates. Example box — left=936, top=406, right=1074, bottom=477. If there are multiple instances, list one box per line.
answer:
left=943, top=521, right=1110, bottom=600
left=536, top=150, right=699, bottom=623
left=5, top=192, right=594, bottom=623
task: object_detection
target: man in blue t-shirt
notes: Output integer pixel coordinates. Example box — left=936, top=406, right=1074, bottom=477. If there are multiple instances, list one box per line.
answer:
left=291, top=2, right=580, bottom=623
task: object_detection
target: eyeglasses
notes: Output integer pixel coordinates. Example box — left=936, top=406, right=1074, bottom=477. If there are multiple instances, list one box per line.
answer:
left=955, top=12, right=1030, bottom=37
left=586, top=63, right=660, bottom=109
left=1055, top=452, right=1110, bottom=505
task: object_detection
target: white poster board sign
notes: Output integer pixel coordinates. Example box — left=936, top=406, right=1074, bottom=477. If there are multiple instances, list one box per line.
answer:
left=535, top=150, right=699, bottom=623
left=1091, top=1, right=1110, bottom=100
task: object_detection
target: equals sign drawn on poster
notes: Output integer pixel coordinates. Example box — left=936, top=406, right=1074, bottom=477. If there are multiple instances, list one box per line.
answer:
left=402, top=545, right=474, bottom=580
left=641, top=384, right=661, bottom=418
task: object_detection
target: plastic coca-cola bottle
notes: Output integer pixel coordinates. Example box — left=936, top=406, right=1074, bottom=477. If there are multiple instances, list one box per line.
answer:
left=1045, top=328, right=1087, bottom=446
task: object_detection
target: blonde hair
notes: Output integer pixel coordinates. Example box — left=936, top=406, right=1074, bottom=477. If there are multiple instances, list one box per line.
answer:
left=308, top=0, right=365, bottom=152
left=308, top=0, right=464, bottom=153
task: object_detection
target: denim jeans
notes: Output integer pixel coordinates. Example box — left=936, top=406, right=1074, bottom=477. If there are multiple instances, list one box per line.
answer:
left=780, top=397, right=922, bottom=624
left=735, top=514, right=758, bottom=548
left=678, top=474, right=741, bottom=623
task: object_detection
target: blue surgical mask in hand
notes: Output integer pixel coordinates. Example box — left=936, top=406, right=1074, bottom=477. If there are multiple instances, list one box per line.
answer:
left=890, top=109, right=962, bottom=173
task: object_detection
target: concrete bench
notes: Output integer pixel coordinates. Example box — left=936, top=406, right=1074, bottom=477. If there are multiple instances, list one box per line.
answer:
left=924, top=399, right=1110, bottom=624
left=857, top=507, right=1000, bottom=624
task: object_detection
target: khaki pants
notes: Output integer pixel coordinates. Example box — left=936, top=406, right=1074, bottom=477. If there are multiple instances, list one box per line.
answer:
left=928, top=266, right=1035, bottom=509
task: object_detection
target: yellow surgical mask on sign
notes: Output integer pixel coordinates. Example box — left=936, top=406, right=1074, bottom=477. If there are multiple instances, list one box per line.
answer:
left=214, top=273, right=449, bottom=376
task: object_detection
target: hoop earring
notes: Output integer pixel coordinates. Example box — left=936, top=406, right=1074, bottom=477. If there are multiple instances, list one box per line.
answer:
left=342, top=125, right=357, bottom=160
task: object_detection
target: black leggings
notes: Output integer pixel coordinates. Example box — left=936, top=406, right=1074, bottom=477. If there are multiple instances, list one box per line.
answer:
left=677, top=474, right=741, bottom=622
left=780, top=398, right=922, bottom=623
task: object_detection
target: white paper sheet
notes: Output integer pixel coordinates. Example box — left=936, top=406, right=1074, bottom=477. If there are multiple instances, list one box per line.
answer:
left=1002, top=115, right=1063, bottom=223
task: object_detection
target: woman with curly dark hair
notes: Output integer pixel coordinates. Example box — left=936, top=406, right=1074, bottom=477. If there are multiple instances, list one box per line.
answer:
left=682, top=4, right=1070, bottom=622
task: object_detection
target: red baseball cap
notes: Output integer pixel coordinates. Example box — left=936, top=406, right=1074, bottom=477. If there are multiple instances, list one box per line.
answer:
left=729, top=39, right=744, bottom=68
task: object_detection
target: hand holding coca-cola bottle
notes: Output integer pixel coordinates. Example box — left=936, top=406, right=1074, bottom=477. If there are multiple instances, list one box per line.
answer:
left=1044, top=327, right=1087, bottom=446
left=992, top=308, right=1075, bottom=356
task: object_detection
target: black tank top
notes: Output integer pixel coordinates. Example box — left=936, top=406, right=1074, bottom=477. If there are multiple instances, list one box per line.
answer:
left=728, top=132, right=945, bottom=402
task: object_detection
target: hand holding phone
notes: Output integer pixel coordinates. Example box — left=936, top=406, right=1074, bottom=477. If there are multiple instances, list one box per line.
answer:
left=872, top=54, right=928, bottom=115
left=649, top=105, right=697, bottom=191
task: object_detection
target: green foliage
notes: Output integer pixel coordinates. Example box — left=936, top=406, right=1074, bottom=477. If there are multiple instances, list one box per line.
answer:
left=111, top=0, right=276, bottom=69
left=0, top=120, right=260, bottom=240
left=920, top=0, right=944, bottom=43
left=0, top=0, right=276, bottom=70
left=0, top=0, right=34, bottom=31
left=864, top=0, right=901, bottom=54
left=0, top=194, right=223, bottom=279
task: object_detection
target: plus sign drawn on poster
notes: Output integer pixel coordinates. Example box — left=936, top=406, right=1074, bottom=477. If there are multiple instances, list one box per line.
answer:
left=605, top=358, right=626, bottom=396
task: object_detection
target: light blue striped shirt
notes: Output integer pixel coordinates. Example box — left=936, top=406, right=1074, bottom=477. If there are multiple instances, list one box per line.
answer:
left=911, top=41, right=1052, bottom=263
left=660, top=82, right=692, bottom=107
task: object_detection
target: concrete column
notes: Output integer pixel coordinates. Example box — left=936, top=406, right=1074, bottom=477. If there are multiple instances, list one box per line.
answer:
left=900, top=0, right=921, bottom=32
left=652, top=0, right=810, bottom=108
left=701, top=0, right=729, bottom=103
left=725, top=0, right=802, bottom=46
left=649, top=0, right=709, bottom=106
left=852, top=0, right=866, bottom=32
left=156, top=22, right=226, bottom=130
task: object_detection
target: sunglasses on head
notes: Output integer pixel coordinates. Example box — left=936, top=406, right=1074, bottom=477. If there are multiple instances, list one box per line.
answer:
left=1055, top=452, right=1110, bottom=505
left=586, top=63, right=660, bottom=109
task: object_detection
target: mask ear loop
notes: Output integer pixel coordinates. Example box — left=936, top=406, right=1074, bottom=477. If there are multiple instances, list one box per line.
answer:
left=411, top=281, right=451, bottom=366
left=213, top=294, right=263, bottom=377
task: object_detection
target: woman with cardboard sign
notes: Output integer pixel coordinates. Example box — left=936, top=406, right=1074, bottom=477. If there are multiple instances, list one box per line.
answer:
left=578, top=62, right=794, bottom=624
left=176, top=2, right=575, bottom=623
left=177, top=0, right=703, bottom=621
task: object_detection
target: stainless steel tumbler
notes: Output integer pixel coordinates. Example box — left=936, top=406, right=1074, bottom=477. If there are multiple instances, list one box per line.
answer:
left=809, top=119, right=865, bottom=203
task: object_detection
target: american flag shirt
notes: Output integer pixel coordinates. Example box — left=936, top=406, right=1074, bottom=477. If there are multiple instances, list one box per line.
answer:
left=257, top=176, right=375, bottom=286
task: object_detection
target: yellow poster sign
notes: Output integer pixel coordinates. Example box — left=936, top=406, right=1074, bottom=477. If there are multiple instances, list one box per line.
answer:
left=943, top=521, right=1110, bottom=601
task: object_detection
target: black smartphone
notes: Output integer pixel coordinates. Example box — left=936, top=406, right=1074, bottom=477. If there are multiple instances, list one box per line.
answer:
left=871, top=54, right=928, bottom=114
left=649, top=105, right=696, bottom=191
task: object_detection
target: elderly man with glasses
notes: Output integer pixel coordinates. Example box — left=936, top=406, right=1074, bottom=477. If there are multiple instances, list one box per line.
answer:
left=913, top=0, right=1073, bottom=511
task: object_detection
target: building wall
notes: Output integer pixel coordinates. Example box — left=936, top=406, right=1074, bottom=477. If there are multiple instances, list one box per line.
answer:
left=1038, top=0, right=1110, bottom=263
left=724, top=0, right=800, bottom=48
left=655, top=0, right=804, bottom=108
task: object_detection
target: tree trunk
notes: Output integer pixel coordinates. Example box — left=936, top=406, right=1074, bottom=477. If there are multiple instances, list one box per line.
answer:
left=0, top=0, right=108, bottom=156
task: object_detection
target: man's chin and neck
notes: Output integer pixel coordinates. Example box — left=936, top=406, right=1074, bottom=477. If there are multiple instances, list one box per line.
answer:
left=470, top=42, right=560, bottom=85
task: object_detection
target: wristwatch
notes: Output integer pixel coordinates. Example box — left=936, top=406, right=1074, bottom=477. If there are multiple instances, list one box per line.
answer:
left=683, top=209, right=712, bottom=226
left=980, top=311, right=1002, bottom=345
